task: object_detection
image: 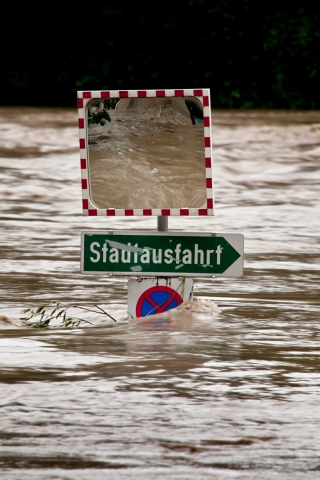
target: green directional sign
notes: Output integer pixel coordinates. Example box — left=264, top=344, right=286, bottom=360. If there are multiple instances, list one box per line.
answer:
left=81, top=231, right=243, bottom=277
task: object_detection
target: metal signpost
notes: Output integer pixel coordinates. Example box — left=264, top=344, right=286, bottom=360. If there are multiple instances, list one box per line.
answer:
left=77, top=88, right=244, bottom=319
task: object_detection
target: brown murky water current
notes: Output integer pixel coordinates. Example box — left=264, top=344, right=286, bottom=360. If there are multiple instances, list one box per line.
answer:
left=0, top=107, right=319, bottom=479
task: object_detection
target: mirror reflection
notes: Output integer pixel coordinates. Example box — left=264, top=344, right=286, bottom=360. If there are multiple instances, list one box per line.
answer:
left=87, top=97, right=206, bottom=209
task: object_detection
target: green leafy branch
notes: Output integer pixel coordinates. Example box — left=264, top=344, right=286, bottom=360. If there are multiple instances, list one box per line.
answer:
left=21, top=302, right=117, bottom=328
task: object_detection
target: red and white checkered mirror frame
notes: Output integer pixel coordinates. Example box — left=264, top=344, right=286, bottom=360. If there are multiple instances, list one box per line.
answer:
left=77, top=89, right=214, bottom=217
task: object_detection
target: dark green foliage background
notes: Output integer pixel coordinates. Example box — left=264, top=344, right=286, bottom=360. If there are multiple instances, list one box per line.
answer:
left=2, top=1, right=320, bottom=108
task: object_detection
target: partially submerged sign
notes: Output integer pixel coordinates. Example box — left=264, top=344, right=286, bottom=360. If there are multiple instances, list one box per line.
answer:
left=127, top=277, right=193, bottom=319
left=81, top=231, right=244, bottom=277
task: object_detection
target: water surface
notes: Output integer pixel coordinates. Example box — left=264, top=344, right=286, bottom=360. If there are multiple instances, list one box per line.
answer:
left=0, top=107, right=319, bottom=479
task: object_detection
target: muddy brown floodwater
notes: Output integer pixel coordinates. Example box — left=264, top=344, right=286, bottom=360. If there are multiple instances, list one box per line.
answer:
left=0, top=107, right=320, bottom=479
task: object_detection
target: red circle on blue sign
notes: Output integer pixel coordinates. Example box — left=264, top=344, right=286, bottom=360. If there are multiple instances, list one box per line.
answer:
left=136, top=286, right=183, bottom=318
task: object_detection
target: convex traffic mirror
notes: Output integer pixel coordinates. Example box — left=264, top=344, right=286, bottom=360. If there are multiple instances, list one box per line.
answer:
left=78, top=89, right=214, bottom=217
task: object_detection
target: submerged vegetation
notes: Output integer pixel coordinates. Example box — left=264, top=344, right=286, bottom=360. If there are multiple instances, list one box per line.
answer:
left=21, top=302, right=117, bottom=328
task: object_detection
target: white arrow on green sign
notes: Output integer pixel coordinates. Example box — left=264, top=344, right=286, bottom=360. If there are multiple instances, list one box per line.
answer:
left=81, top=231, right=243, bottom=277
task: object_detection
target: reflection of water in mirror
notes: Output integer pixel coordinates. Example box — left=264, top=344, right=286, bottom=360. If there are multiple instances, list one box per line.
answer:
left=87, top=98, right=207, bottom=209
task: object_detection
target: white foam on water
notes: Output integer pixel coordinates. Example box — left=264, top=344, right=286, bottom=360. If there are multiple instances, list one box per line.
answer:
left=177, top=296, right=220, bottom=315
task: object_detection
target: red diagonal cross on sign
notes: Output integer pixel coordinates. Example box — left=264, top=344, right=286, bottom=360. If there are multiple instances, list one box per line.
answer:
left=136, top=286, right=183, bottom=318
left=145, top=291, right=180, bottom=314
